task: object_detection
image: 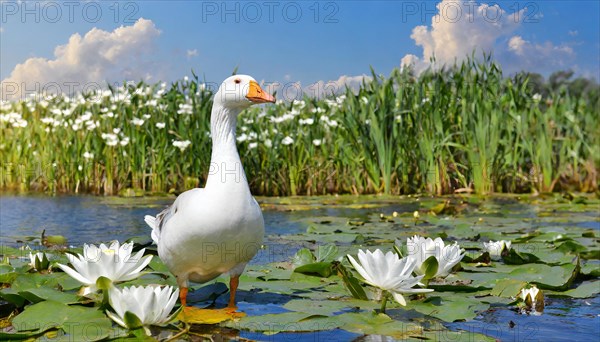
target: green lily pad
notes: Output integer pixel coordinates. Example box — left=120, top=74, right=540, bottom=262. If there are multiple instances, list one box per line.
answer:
left=294, top=262, right=334, bottom=277
left=555, top=240, right=588, bottom=254
left=0, top=271, right=18, bottom=285
left=491, top=279, right=528, bottom=298
left=147, top=256, right=171, bottom=273
left=315, top=245, right=339, bottom=262
left=18, top=287, right=80, bottom=304
left=550, top=280, right=600, bottom=298
left=292, top=248, right=315, bottom=267
left=10, top=300, right=111, bottom=341
left=335, top=312, right=422, bottom=338
left=502, top=248, right=541, bottom=265
left=581, top=263, right=600, bottom=277
left=283, top=299, right=354, bottom=315
left=55, top=273, right=86, bottom=291
left=0, top=288, right=26, bottom=307
left=410, top=295, right=490, bottom=322
left=0, top=330, right=45, bottom=341
left=11, top=273, right=60, bottom=291
left=508, top=263, right=579, bottom=290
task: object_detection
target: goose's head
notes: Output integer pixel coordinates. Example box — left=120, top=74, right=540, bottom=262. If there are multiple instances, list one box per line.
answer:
left=214, top=75, right=275, bottom=110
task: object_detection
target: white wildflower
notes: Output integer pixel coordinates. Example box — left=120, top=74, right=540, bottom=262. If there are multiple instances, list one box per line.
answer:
left=282, top=136, right=294, bottom=145
left=172, top=140, right=191, bottom=152
left=131, top=118, right=145, bottom=126
left=299, top=118, right=315, bottom=125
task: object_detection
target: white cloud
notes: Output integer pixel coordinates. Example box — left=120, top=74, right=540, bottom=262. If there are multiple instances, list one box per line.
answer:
left=401, top=0, right=575, bottom=74
left=186, top=49, right=198, bottom=59
left=507, top=35, right=574, bottom=69
left=308, top=74, right=370, bottom=98
left=1, top=18, right=161, bottom=98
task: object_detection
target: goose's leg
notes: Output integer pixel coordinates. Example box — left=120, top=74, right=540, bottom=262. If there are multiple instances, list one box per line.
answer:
left=228, top=275, right=240, bottom=308
left=179, top=287, right=188, bottom=307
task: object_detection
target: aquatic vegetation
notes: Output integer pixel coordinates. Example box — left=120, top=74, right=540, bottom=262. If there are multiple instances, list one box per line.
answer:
left=397, top=235, right=465, bottom=279
left=27, top=252, right=51, bottom=272
left=107, top=285, right=179, bottom=333
left=0, top=188, right=599, bottom=340
left=519, top=285, right=544, bottom=315
left=1, top=60, right=598, bottom=196
left=346, top=249, right=433, bottom=310
left=57, top=241, right=152, bottom=295
left=483, top=240, right=512, bottom=260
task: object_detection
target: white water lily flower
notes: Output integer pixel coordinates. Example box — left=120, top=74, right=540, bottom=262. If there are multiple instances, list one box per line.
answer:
left=347, top=249, right=432, bottom=306
left=29, top=252, right=51, bottom=271
left=483, top=240, right=511, bottom=260
left=520, top=286, right=540, bottom=302
left=57, top=241, right=152, bottom=295
left=400, top=235, right=465, bottom=278
left=108, top=285, right=179, bottom=333
left=519, top=285, right=544, bottom=315
left=29, top=252, right=43, bottom=266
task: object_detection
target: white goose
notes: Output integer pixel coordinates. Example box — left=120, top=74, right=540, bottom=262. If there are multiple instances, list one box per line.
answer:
left=145, top=75, right=275, bottom=309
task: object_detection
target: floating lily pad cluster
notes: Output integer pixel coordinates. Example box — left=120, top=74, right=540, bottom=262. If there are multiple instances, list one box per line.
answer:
left=1, top=194, right=598, bottom=340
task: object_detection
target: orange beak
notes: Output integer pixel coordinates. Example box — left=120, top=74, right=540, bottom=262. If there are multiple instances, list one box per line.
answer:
left=246, top=80, right=276, bottom=103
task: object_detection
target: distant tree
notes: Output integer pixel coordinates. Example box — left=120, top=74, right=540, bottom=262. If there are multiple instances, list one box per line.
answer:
left=569, top=77, right=597, bottom=98
left=548, top=70, right=575, bottom=92
left=526, top=72, right=548, bottom=96
left=514, top=71, right=549, bottom=97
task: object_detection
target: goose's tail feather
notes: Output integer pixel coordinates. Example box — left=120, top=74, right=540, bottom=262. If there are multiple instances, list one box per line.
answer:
left=144, top=215, right=160, bottom=245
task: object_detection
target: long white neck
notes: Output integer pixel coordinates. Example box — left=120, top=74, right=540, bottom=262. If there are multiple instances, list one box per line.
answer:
left=205, top=101, right=249, bottom=192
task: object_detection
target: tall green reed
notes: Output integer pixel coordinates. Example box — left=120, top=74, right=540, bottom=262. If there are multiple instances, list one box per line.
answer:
left=1, top=59, right=597, bottom=196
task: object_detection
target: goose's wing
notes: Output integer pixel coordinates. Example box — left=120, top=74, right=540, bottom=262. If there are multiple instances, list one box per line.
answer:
left=144, top=188, right=204, bottom=244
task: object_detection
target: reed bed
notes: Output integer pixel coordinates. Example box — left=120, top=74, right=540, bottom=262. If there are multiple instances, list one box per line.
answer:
left=1, top=60, right=598, bottom=195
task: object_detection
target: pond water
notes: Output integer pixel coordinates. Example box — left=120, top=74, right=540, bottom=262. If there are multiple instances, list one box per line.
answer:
left=1, top=194, right=598, bottom=341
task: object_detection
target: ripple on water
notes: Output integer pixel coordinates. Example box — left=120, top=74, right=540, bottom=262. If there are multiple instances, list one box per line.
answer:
left=448, top=296, right=600, bottom=341
left=2, top=194, right=599, bottom=341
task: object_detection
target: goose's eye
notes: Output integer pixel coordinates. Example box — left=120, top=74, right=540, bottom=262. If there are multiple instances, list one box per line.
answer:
left=234, top=79, right=241, bottom=84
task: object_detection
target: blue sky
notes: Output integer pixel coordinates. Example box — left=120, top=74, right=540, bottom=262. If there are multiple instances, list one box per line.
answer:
left=1, top=0, right=598, bottom=97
